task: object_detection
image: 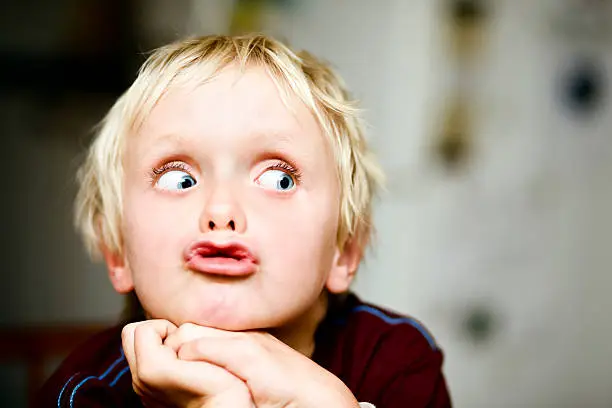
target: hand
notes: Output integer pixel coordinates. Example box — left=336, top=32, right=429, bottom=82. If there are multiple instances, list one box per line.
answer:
left=122, top=320, right=254, bottom=408
left=164, top=324, right=360, bottom=408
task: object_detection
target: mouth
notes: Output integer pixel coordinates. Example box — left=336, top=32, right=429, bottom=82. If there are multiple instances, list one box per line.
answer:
left=184, top=240, right=258, bottom=277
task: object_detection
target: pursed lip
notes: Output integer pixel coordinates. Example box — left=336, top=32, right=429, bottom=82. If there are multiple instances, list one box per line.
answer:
left=183, top=239, right=258, bottom=277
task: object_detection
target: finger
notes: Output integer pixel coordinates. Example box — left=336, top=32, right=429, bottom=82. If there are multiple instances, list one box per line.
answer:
left=121, top=322, right=146, bottom=375
left=132, top=321, right=243, bottom=394
left=123, top=321, right=157, bottom=395
left=178, top=335, right=265, bottom=383
left=133, top=320, right=178, bottom=384
left=164, top=323, right=238, bottom=352
left=163, top=322, right=206, bottom=352
left=133, top=319, right=177, bottom=352
left=128, top=321, right=251, bottom=400
left=179, top=359, right=248, bottom=392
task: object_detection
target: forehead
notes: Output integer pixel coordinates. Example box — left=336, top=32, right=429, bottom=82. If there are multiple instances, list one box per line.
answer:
left=136, top=64, right=319, bottom=143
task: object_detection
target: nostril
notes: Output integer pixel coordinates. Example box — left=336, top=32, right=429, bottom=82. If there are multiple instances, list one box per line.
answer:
left=228, top=220, right=235, bottom=230
left=208, top=221, right=215, bottom=230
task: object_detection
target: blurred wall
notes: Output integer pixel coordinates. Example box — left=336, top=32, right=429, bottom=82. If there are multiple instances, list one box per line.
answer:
left=250, top=0, right=612, bottom=406
left=3, top=0, right=612, bottom=407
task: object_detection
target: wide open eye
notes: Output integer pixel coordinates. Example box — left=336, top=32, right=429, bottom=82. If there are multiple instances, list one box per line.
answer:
left=256, top=169, right=295, bottom=192
left=156, top=170, right=197, bottom=191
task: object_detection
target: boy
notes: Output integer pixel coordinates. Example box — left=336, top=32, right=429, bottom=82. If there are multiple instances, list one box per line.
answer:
left=36, top=33, right=451, bottom=407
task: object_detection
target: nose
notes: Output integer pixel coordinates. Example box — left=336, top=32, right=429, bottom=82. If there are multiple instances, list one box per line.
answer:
left=199, top=182, right=246, bottom=233
left=207, top=218, right=236, bottom=231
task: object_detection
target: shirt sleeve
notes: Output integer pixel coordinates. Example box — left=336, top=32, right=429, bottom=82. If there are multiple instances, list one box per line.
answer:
left=55, top=374, right=126, bottom=407
left=35, top=368, right=137, bottom=408
left=33, top=327, right=136, bottom=408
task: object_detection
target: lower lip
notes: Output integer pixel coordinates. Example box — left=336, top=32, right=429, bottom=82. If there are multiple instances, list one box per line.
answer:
left=186, top=256, right=257, bottom=277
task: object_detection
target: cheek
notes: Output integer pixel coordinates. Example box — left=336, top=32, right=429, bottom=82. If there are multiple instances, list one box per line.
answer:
left=253, top=193, right=339, bottom=269
left=122, top=191, right=193, bottom=265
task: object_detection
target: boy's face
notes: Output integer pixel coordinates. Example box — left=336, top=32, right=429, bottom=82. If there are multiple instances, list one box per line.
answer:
left=105, top=65, right=359, bottom=331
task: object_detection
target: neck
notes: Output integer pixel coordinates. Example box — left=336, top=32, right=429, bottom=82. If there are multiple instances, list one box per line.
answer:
left=268, top=291, right=329, bottom=357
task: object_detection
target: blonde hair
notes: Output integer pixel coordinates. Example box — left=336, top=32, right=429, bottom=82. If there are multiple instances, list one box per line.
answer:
left=75, top=33, right=384, bottom=260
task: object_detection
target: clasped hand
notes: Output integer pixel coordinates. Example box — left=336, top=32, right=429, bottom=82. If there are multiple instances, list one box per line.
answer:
left=121, top=320, right=360, bottom=408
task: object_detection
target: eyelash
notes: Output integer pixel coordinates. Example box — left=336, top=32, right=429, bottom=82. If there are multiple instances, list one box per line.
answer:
left=268, top=160, right=303, bottom=183
left=147, top=160, right=302, bottom=184
left=148, top=161, right=192, bottom=183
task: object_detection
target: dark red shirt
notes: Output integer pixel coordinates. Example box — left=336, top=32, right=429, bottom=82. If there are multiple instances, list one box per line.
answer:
left=35, top=293, right=451, bottom=407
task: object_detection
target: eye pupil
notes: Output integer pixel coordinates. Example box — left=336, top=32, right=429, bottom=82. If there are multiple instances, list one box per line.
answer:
left=279, top=176, right=291, bottom=190
left=180, top=177, right=194, bottom=189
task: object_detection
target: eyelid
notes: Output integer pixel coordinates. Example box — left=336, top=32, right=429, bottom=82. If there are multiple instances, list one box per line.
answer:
left=263, top=160, right=302, bottom=183
left=148, top=160, right=196, bottom=184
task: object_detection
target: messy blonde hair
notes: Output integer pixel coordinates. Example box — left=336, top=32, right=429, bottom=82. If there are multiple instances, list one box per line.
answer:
left=75, top=33, right=383, bottom=261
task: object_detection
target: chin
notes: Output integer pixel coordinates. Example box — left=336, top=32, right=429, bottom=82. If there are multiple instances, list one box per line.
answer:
left=181, top=307, right=266, bottom=331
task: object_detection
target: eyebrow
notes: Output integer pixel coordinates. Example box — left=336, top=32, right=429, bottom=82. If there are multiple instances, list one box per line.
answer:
left=136, top=132, right=194, bottom=160
left=247, top=129, right=298, bottom=148
left=137, top=128, right=315, bottom=171
left=145, top=132, right=192, bottom=147
left=146, top=127, right=300, bottom=150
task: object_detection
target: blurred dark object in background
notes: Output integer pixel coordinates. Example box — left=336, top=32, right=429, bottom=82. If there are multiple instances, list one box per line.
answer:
left=0, top=0, right=140, bottom=98
left=0, top=2, right=144, bottom=405
left=560, top=56, right=606, bottom=117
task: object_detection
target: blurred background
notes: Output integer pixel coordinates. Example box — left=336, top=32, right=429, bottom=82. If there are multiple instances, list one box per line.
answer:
left=2, top=0, right=612, bottom=406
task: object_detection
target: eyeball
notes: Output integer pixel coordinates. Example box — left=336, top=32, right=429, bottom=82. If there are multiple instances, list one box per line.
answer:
left=156, top=170, right=197, bottom=191
left=257, top=169, right=295, bottom=192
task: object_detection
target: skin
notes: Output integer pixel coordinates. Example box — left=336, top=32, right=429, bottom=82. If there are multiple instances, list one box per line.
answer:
left=103, top=64, right=362, bottom=407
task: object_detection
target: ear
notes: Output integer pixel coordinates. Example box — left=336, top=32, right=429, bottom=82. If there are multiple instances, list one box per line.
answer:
left=325, top=237, right=363, bottom=294
left=100, top=245, right=134, bottom=294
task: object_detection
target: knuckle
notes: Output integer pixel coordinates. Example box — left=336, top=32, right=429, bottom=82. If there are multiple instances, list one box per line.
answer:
left=252, top=331, right=269, bottom=343
left=180, top=322, right=197, bottom=330
left=193, top=338, right=207, bottom=355
left=177, top=322, right=202, bottom=342
left=180, top=322, right=198, bottom=335
left=133, top=324, right=146, bottom=341
left=239, top=338, right=260, bottom=361
left=121, top=323, right=136, bottom=341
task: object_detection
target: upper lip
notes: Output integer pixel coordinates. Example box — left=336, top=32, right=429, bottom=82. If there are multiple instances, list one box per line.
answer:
left=183, top=239, right=258, bottom=263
